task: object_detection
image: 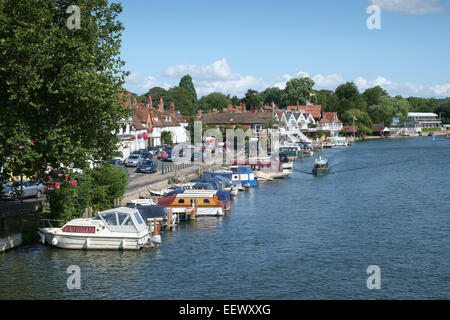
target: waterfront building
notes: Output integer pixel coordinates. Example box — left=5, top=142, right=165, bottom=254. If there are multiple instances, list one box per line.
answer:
left=319, top=112, right=343, bottom=137
left=392, top=112, right=442, bottom=131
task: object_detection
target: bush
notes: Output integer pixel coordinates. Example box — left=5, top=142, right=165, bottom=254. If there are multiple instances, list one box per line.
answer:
left=421, top=127, right=441, bottom=132
left=47, top=164, right=128, bottom=223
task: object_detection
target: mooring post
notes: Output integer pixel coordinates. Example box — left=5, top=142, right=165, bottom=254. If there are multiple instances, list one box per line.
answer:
left=0, top=211, right=5, bottom=234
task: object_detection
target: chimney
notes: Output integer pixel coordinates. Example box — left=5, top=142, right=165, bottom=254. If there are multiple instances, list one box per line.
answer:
left=227, top=103, right=232, bottom=113
left=158, top=97, right=164, bottom=112
left=148, top=95, right=153, bottom=109
left=197, top=109, right=202, bottom=117
left=125, top=92, right=131, bottom=107
left=133, top=97, right=137, bottom=105
left=170, top=101, right=175, bottom=114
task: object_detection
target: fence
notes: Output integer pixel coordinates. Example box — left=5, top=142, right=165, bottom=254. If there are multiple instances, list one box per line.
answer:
left=160, top=161, right=194, bottom=175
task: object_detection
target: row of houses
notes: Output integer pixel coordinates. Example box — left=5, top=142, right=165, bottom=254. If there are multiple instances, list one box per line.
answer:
left=117, top=94, right=190, bottom=159
left=198, top=102, right=345, bottom=136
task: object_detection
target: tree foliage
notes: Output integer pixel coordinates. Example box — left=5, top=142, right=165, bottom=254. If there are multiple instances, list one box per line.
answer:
left=0, top=0, right=130, bottom=185
left=281, top=77, right=315, bottom=107
left=199, top=92, right=229, bottom=112
left=179, top=74, right=198, bottom=107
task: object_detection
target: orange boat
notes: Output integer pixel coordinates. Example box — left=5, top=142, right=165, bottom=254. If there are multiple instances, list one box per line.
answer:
left=158, top=190, right=231, bottom=216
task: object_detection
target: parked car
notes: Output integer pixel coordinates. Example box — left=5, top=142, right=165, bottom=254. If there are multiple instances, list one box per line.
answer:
left=164, top=151, right=176, bottom=162
left=146, top=146, right=157, bottom=155
left=2, top=180, right=45, bottom=200
left=45, top=174, right=78, bottom=192
left=136, top=160, right=158, bottom=174
left=140, top=152, right=153, bottom=160
left=124, top=154, right=143, bottom=167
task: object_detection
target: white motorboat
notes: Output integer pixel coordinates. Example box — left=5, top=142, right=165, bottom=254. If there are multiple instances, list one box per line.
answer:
left=38, top=207, right=153, bottom=250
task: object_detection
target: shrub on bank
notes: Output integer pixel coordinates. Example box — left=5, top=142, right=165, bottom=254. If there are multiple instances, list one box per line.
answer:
left=47, top=164, right=128, bottom=223
left=421, top=127, right=441, bottom=132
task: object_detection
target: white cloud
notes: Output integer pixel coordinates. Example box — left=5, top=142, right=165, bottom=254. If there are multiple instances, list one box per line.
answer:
left=369, top=0, right=447, bottom=15
left=164, top=59, right=267, bottom=97
left=125, top=72, right=158, bottom=95
left=274, top=71, right=450, bottom=98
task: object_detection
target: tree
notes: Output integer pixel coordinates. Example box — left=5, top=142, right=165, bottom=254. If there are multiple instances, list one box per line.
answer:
left=316, top=90, right=339, bottom=113
left=281, top=77, right=315, bottom=107
left=230, top=96, right=241, bottom=106
left=199, top=92, right=229, bottom=112
left=362, top=86, right=388, bottom=106
left=0, top=0, right=130, bottom=185
left=260, top=87, right=283, bottom=106
left=167, top=86, right=194, bottom=116
left=161, top=131, right=173, bottom=145
left=144, top=87, right=169, bottom=105
left=179, top=74, right=198, bottom=107
left=242, top=89, right=262, bottom=109
left=335, top=82, right=360, bottom=101
left=341, top=109, right=373, bottom=136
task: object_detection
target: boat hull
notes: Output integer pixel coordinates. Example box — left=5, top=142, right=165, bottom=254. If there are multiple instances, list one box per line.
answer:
left=312, top=167, right=330, bottom=175
left=38, top=228, right=150, bottom=250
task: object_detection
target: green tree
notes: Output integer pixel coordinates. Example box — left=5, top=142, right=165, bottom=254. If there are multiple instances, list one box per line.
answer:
left=242, top=89, right=262, bottom=109
left=316, top=90, right=339, bottom=112
left=167, top=86, right=194, bottom=116
left=199, top=92, right=229, bottom=112
left=341, top=109, right=373, bottom=136
left=161, top=130, right=173, bottom=145
left=260, top=87, right=283, bottom=106
left=335, top=82, right=360, bottom=101
left=144, top=87, right=169, bottom=105
left=362, top=86, right=388, bottom=106
left=230, top=96, right=241, bottom=106
left=0, top=0, right=129, bottom=185
left=179, top=74, right=198, bottom=107
left=281, top=77, right=315, bottom=107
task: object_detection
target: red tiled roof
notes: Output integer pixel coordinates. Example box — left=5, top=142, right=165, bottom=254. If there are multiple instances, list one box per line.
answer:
left=320, top=112, right=342, bottom=124
left=342, top=125, right=357, bottom=133
left=287, top=105, right=322, bottom=119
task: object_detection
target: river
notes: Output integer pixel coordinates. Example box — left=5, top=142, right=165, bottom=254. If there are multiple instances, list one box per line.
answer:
left=1, top=136, right=449, bottom=299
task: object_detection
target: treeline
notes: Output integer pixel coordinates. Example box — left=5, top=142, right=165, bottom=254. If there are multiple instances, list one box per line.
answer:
left=131, top=76, right=450, bottom=132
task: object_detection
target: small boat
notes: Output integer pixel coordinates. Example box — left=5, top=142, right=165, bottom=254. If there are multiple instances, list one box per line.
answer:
left=37, top=207, right=153, bottom=250
left=228, top=165, right=259, bottom=188
left=312, top=156, right=330, bottom=175
left=446, top=134, right=450, bottom=139
left=157, top=190, right=231, bottom=216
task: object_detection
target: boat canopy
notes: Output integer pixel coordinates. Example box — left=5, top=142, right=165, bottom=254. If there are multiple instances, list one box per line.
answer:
left=93, top=207, right=147, bottom=233
left=125, top=204, right=167, bottom=225
left=314, top=158, right=328, bottom=166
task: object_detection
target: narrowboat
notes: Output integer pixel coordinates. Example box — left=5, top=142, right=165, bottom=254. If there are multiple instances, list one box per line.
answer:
left=312, top=156, right=330, bottom=175
left=157, top=190, right=231, bottom=216
left=234, top=159, right=291, bottom=180
left=37, top=207, right=154, bottom=250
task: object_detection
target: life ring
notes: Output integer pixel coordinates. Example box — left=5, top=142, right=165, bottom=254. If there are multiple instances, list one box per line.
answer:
left=51, top=237, right=58, bottom=246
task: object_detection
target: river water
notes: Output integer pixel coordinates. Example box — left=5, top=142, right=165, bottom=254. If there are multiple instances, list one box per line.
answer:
left=1, top=136, right=449, bottom=299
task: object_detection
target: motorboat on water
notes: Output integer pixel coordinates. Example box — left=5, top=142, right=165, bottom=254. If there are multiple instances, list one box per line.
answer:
left=37, top=207, right=155, bottom=250
left=312, top=156, right=330, bottom=176
left=330, top=137, right=349, bottom=147
left=157, top=190, right=231, bottom=216
left=234, top=159, right=292, bottom=180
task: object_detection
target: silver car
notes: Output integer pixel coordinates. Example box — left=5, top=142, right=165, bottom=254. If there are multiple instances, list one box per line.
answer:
left=124, top=154, right=143, bottom=167
left=1, top=180, right=45, bottom=200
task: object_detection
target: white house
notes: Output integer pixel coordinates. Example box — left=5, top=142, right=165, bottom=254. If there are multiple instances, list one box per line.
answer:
left=319, top=112, right=343, bottom=136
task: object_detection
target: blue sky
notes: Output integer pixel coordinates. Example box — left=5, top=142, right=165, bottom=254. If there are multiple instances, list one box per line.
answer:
left=119, top=0, right=450, bottom=98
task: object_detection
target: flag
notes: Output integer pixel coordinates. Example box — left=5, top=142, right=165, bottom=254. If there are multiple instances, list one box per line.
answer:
left=309, top=93, right=316, bottom=97
left=353, top=117, right=358, bottom=121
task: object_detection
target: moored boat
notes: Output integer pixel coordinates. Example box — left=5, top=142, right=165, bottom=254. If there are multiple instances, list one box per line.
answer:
left=157, top=190, right=230, bottom=216
left=37, top=207, right=152, bottom=250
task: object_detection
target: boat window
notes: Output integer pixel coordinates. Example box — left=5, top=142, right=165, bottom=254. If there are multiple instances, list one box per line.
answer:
left=117, top=213, right=133, bottom=226
left=101, top=213, right=117, bottom=226
left=203, top=199, right=210, bottom=204
left=178, top=199, right=185, bottom=204
left=134, top=212, right=143, bottom=225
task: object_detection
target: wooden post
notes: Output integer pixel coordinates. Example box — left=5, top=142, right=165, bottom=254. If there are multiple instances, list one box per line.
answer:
left=88, top=207, right=93, bottom=218
left=167, top=209, right=173, bottom=231
left=84, top=208, right=88, bottom=218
